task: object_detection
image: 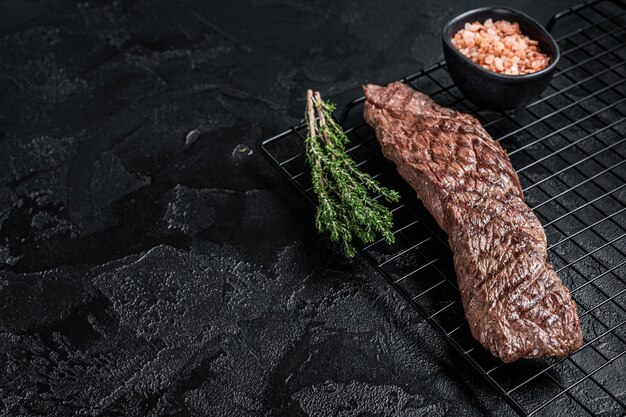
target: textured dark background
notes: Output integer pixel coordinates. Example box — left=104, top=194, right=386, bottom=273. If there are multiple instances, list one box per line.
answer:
left=0, top=1, right=580, bottom=416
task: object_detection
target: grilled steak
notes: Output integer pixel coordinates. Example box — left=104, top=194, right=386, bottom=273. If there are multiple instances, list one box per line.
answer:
left=363, top=82, right=583, bottom=362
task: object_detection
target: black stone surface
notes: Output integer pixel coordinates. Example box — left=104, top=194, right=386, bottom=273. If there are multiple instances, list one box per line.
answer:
left=0, top=1, right=578, bottom=416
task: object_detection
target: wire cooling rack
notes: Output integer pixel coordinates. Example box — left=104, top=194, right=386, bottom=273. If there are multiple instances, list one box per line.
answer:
left=260, top=0, right=626, bottom=415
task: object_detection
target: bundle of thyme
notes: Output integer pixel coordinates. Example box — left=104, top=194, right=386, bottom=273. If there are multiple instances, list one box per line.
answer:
left=305, top=90, right=400, bottom=258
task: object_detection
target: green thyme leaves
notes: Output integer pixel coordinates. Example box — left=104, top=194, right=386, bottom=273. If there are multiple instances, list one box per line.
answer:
left=305, top=90, right=400, bottom=258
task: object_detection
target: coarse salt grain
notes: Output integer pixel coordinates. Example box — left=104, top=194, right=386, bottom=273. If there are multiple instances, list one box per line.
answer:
left=452, top=19, right=550, bottom=75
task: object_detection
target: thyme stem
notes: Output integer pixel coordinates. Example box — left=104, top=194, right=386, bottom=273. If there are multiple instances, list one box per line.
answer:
left=304, top=89, right=400, bottom=258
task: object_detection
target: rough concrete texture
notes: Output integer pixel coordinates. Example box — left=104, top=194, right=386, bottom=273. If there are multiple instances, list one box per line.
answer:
left=0, top=0, right=580, bottom=416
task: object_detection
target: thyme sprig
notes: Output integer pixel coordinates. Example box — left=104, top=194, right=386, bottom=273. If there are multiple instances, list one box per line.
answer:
left=305, top=90, right=400, bottom=258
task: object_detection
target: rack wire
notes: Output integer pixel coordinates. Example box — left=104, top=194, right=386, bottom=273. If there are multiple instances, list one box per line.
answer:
left=260, top=0, right=626, bottom=415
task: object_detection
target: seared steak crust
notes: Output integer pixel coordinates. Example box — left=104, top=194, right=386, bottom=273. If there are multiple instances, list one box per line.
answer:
left=363, top=82, right=583, bottom=362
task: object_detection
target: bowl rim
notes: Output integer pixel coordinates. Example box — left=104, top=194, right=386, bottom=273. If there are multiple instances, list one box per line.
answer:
left=442, top=6, right=560, bottom=81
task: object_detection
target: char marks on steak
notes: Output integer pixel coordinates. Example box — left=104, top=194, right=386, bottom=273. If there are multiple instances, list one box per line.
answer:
left=363, top=82, right=583, bottom=362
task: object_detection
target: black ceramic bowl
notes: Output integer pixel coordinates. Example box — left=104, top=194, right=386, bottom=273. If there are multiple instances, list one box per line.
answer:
left=442, top=7, right=559, bottom=110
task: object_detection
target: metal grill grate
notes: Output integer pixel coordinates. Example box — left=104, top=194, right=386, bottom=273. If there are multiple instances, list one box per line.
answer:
left=260, top=0, right=626, bottom=415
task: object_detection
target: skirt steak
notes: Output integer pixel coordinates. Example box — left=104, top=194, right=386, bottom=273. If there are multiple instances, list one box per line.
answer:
left=363, top=82, right=583, bottom=362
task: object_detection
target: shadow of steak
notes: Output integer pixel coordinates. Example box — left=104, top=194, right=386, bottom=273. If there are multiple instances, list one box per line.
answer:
left=363, top=82, right=583, bottom=363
